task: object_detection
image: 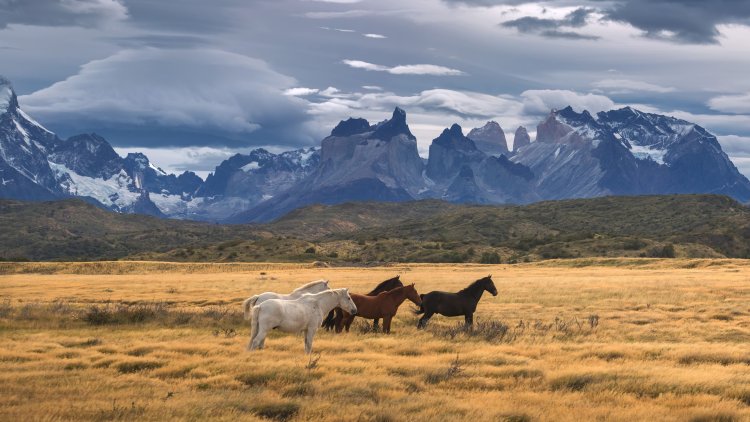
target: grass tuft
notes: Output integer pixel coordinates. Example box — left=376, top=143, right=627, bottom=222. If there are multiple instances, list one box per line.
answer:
left=115, top=360, right=163, bottom=373
left=251, top=402, right=300, bottom=421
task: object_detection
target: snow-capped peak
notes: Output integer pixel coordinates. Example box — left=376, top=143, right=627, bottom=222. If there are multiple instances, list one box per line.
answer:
left=0, top=78, right=15, bottom=115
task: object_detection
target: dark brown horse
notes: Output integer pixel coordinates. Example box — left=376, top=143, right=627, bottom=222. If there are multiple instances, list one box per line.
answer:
left=322, top=275, right=403, bottom=331
left=416, top=275, right=497, bottom=328
left=337, top=284, right=422, bottom=334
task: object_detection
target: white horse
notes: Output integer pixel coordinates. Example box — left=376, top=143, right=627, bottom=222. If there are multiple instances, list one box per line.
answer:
left=242, top=279, right=330, bottom=320
left=248, top=288, right=357, bottom=354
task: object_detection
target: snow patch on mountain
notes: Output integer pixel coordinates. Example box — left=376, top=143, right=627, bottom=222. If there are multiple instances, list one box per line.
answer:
left=49, top=161, right=140, bottom=209
left=629, top=144, right=667, bottom=165
left=241, top=161, right=260, bottom=172
left=148, top=162, right=167, bottom=175
left=149, top=192, right=206, bottom=216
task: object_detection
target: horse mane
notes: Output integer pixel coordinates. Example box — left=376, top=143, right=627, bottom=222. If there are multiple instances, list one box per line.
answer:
left=458, top=276, right=491, bottom=295
left=367, top=276, right=403, bottom=295
left=381, top=285, right=405, bottom=295
left=292, top=279, right=328, bottom=294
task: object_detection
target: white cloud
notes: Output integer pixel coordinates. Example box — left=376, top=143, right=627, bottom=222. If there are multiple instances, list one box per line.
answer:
left=342, top=60, right=389, bottom=71
left=319, top=27, right=356, bottom=33
left=61, top=0, right=128, bottom=20
left=0, top=0, right=128, bottom=28
left=363, top=33, right=387, bottom=39
left=304, top=10, right=383, bottom=19
left=284, top=87, right=319, bottom=96
left=305, top=0, right=363, bottom=3
left=362, top=85, right=383, bottom=90
left=592, top=79, right=675, bottom=93
left=717, top=135, right=750, bottom=157
left=342, top=59, right=465, bottom=76
left=521, top=89, right=616, bottom=114
left=708, top=92, right=750, bottom=114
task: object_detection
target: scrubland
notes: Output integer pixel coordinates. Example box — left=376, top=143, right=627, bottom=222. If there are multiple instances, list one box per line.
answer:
left=1, top=259, right=749, bottom=421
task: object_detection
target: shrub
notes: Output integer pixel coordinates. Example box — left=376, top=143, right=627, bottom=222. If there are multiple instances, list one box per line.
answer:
left=622, top=238, right=647, bottom=250
left=304, top=247, right=316, bottom=254
left=646, top=243, right=676, bottom=258
left=479, top=252, right=501, bottom=264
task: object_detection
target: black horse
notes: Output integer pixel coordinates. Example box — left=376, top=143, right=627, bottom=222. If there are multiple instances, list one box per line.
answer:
left=415, top=275, right=498, bottom=328
left=322, top=275, right=403, bottom=331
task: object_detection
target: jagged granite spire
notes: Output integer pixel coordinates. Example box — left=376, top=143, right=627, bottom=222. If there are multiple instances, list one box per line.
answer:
left=372, top=107, right=415, bottom=141
left=513, top=126, right=531, bottom=151
left=467, top=121, right=509, bottom=156
left=331, top=117, right=372, bottom=137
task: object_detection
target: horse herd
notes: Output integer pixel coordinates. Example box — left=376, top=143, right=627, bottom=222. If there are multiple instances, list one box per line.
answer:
left=242, top=275, right=498, bottom=353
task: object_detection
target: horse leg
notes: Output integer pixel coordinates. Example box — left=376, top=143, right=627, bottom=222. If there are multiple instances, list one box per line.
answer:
left=383, top=315, right=392, bottom=334
left=250, top=326, right=267, bottom=350
left=334, top=309, right=344, bottom=333
left=304, top=327, right=316, bottom=354
left=417, top=311, right=434, bottom=329
left=464, top=313, right=474, bottom=328
left=344, top=314, right=354, bottom=333
left=373, top=318, right=380, bottom=331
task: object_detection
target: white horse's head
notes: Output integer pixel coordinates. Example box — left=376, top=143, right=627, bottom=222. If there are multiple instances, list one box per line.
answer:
left=337, top=288, right=357, bottom=316
left=293, top=279, right=330, bottom=295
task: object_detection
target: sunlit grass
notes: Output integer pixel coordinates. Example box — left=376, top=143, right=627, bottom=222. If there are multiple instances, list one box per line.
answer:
left=0, top=260, right=749, bottom=421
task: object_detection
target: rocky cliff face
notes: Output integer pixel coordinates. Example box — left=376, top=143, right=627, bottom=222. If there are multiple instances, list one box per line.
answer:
left=425, top=123, right=537, bottom=205
left=513, top=106, right=750, bottom=201
left=513, top=126, right=531, bottom=152
left=0, top=78, right=62, bottom=201
left=231, top=108, right=424, bottom=222
left=467, top=121, right=509, bottom=156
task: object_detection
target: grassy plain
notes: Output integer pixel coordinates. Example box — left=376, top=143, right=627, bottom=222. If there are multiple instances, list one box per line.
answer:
left=1, top=259, right=749, bottom=421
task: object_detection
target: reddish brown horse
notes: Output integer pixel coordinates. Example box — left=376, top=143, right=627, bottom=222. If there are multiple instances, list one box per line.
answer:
left=336, top=284, right=421, bottom=334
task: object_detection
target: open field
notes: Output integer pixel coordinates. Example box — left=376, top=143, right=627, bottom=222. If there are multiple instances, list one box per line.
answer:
left=1, top=259, right=749, bottom=421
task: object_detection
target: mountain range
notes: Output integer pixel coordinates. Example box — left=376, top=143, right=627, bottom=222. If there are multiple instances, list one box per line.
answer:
left=2, top=76, right=749, bottom=223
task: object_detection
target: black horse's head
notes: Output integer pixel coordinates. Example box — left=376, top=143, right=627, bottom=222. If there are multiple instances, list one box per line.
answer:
left=368, top=275, right=404, bottom=296
left=480, top=275, right=498, bottom=296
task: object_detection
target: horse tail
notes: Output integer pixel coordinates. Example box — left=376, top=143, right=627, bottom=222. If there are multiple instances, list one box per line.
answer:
left=321, top=309, right=336, bottom=329
left=250, top=305, right=261, bottom=343
left=413, top=294, right=425, bottom=315
left=243, top=295, right=259, bottom=320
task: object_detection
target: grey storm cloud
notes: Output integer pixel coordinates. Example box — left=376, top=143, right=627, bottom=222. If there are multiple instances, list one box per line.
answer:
left=604, top=0, right=750, bottom=44
left=18, top=48, right=321, bottom=149
left=0, top=0, right=127, bottom=28
left=501, top=7, right=599, bottom=40
left=3, top=0, right=750, bottom=176
left=446, top=0, right=750, bottom=44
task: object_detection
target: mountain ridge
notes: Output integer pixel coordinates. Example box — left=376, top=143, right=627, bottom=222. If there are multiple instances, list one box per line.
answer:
left=2, top=76, right=749, bottom=223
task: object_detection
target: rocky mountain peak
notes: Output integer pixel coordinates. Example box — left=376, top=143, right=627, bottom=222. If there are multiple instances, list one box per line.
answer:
left=372, top=107, right=415, bottom=141
left=125, top=152, right=150, bottom=168
left=468, top=121, right=509, bottom=156
left=331, top=117, right=372, bottom=137
left=513, top=126, right=531, bottom=151
left=536, top=111, right=574, bottom=144
left=0, top=77, right=19, bottom=116
left=433, top=123, right=477, bottom=151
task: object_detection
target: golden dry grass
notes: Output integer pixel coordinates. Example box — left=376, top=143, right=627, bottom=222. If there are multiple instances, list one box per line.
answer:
left=1, top=259, right=749, bottom=421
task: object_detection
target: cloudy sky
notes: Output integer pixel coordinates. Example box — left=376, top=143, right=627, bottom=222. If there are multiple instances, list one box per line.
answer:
left=1, top=0, right=750, bottom=178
